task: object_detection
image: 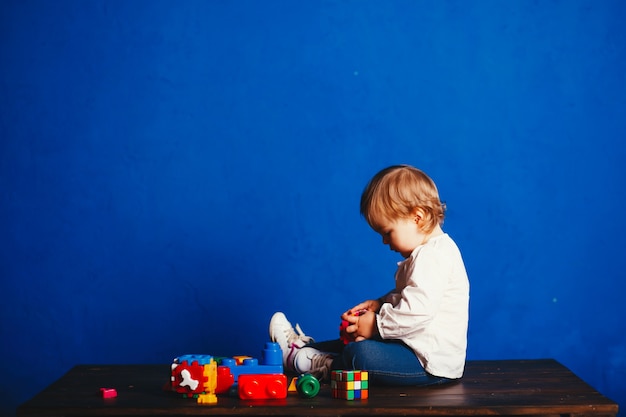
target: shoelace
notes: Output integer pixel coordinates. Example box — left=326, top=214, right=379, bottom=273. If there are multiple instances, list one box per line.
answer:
left=281, top=322, right=314, bottom=347
left=308, top=352, right=334, bottom=380
left=292, top=323, right=314, bottom=345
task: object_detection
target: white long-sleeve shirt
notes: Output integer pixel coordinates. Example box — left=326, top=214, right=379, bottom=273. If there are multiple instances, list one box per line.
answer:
left=376, top=233, right=469, bottom=379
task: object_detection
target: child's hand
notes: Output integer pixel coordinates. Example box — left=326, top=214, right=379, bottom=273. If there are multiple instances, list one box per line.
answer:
left=341, top=311, right=377, bottom=342
left=353, top=311, right=377, bottom=341
left=339, top=299, right=382, bottom=343
left=339, top=309, right=362, bottom=344
left=344, top=299, right=382, bottom=317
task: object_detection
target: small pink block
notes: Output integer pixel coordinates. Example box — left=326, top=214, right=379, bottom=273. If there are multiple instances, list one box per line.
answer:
left=100, top=388, right=117, bottom=398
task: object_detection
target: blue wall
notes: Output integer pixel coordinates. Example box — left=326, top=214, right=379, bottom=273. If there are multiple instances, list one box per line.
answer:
left=1, top=1, right=625, bottom=415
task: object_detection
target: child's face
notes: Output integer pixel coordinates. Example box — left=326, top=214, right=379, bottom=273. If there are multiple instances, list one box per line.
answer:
left=376, top=217, right=425, bottom=258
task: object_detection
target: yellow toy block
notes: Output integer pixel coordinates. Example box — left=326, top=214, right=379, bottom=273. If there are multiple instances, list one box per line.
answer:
left=197, top=359, right=218, bottom=405
left=288, top=377, right=299, bottom=392
left=233, top=355, right=253, bottom=365
left=197, top=393, right=217, bottom=404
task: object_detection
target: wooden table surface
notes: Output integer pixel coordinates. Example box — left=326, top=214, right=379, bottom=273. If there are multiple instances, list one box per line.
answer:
left=17, top=359, right=619, bottom=417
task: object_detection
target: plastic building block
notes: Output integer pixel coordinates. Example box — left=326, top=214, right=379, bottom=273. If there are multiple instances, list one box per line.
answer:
left=175, top=354, right=214, bottom=365
left=261, top=342, right=283, bottom=366
left=197, top=394, right=217, bottom=404
left=218, top=342, right=283, bottom=382
left=100, top=388, right=117, bottom=398
left=296, top=374, right=320, bottom=398
left=339, top=320, right=351, bottom=344
left=215, top=365, right=235, bottom=394
left=172, top=341, right=284, bottom=399
left=331, top=370, right=369, bottom=400
left=171, top=359, right=208, bottom=397
left=196, top=359, right=218, bottom=404
left=233, top=355, right=253, bottom=365
left=288, top=377, right=299, bottom=392
left=171, top=355, right=223, bottom=402
left=220, top=357, right=283, bottom=383
left=170, top=360, right=244, bottom=397
left=238, top=374, right=287, bottom=400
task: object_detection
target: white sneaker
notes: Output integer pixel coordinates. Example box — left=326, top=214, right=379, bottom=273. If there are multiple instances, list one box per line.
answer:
left=292, top=347, right=335, bottom=381
left=269, top=312, right=315, bottom=372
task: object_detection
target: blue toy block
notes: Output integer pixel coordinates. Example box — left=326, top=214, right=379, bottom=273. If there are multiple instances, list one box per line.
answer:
left=261, top=342, right=282, bottom=366
left=174, top=354, right=213, bottom=365
left=219, top=357, right=283, bottom=382
left=218, top=342, right=283, bottom=382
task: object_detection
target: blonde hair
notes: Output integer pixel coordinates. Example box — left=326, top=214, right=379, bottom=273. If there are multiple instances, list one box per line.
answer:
left=360, top=165, right=446, bottom=234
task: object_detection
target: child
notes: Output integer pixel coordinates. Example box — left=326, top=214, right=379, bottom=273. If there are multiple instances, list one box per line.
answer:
left=269, top=164, right=469, bottom=386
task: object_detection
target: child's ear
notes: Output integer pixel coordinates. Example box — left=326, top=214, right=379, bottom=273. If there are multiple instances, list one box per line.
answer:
left=412, top=208, right=425, bottom=224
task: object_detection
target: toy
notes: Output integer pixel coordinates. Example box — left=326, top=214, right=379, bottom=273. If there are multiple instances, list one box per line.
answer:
left=218, top=342, right=283, bottom=382
left=215, top=366, right=235, bottom=394
left=171, top=356, right=209, bottom=397
left=296, top=374, right=320, bottom=398
left=174, top=354, right=214, bottom=365
left=196, top=359, right=218, bottom=404
left=238, top=373, right=287, bottom=400
left=232, top=355, right=253, bottom=365
left=331, top=370, right=369, bottom=400
left=100, top=388, right=117, bottom=398
left=288, top=377, right=299, bottom=392
left=339, top=320, right=351, bottom=344
left=171, top=342, right=284, bottom=399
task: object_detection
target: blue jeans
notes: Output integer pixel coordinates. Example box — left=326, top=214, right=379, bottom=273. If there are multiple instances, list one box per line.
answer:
left=308, top=339, right=453, bottom=386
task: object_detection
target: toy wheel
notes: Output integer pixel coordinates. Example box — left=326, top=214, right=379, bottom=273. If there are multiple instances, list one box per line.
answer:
left=297, top=374, right=320, bottom=398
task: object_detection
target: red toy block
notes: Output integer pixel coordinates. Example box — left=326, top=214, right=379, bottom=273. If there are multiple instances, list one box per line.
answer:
left=171, top=360, right=207, bottom=397
left=100, top=388, right=117, bottom=398
left=238, top=374, right=287, bottom=400
left=215, top=365, right=235, bottom=394
left=339, top=320, right=351, bottom=344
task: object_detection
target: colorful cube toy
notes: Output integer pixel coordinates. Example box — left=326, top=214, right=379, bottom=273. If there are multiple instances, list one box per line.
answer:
left=330, top=370, right=369, bottom=400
